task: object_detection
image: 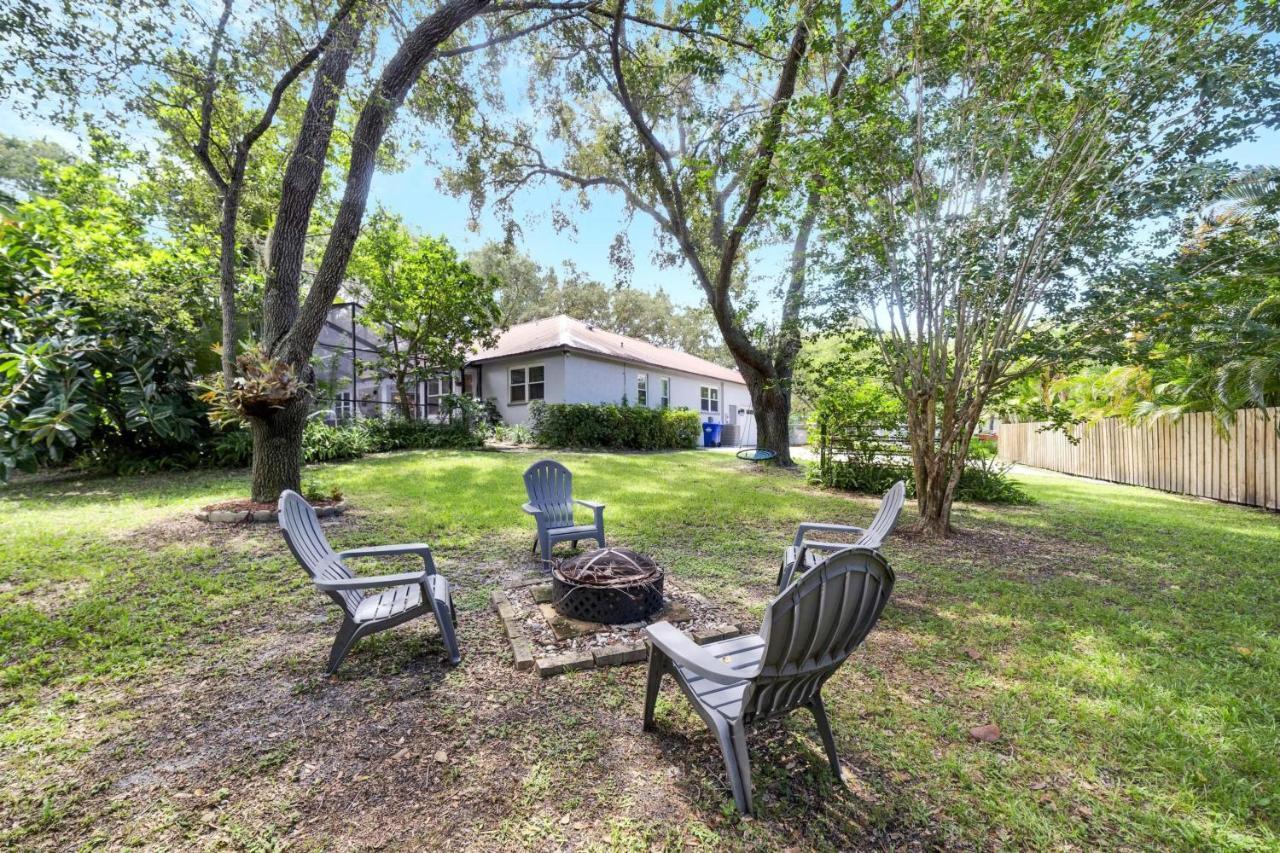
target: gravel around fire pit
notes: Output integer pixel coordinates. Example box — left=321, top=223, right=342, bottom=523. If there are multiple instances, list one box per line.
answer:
left=504, top=578, right=737, bottom=658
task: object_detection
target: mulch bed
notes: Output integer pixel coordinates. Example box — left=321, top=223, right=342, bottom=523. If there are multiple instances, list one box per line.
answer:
left=200, top=498, right=343, bottom=513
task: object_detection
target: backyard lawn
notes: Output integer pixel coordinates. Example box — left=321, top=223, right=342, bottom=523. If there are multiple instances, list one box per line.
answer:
left=1, top=449, right=1277, bottom=850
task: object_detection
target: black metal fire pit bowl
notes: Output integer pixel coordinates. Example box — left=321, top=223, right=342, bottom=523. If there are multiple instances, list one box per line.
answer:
left=552, top=547, right=664, bottom=624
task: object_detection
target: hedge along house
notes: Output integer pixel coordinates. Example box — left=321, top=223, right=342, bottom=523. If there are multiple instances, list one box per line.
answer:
left=465, top=315, right=754, bottom=443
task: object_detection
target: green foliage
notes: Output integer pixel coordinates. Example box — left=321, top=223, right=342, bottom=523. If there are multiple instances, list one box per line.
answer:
left=300, top=420, right=370, bottom=463
left=349, top=209, right=503, bottom=416
left=1030, top=194, right=1280, bottom=433
left=183, top=418, right=485, bottom=473
left=193, top=345, right=302, bottom=429
left=0, top=134, right=75, bottom=205
left=0, top=194, right=212, bottom=479
left=356, top=416, right=484, bottom=454
left=300, top=475, right=343, bottom=503
left=813, top=440, right=1031, bottom=505
left=529, top=402, right=702, bottom=450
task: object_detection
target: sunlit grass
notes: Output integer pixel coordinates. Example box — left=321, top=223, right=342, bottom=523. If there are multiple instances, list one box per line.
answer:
left=0, top=453, right=1277, bottom=848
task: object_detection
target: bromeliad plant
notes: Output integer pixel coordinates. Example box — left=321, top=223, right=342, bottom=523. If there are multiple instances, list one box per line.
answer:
left=194, top=344, right=303, bottom=429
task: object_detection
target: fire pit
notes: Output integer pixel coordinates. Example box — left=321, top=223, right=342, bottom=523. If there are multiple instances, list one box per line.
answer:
left=552, top=547, right=664, bottom=624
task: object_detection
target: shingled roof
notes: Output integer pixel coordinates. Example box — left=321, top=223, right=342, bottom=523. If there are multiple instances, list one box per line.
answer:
left=468, top=315, right=744, bottom=385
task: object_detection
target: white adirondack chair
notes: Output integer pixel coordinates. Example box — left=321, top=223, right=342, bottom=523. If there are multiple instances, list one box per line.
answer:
left=777, top=480, right=906, bottom=590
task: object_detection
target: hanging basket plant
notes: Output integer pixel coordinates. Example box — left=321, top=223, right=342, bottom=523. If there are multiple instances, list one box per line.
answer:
left=195, top=345, right=302, bottom=427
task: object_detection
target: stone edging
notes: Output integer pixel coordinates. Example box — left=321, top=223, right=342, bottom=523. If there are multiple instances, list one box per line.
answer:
left=490, top=587, right=741, bottom=678
left=195, top=500, right=348, bottom=524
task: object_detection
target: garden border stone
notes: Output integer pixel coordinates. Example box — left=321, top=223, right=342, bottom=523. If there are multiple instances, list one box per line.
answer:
left=195, top=500, right=347, bottom=524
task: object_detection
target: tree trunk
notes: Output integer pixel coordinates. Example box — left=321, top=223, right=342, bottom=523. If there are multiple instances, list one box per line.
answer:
left=218, top=185, right=241, bottom=389
left=262, top=13, right=363, bottom=350
left=742, top=367, right=792, bottom=464
left=395, top=374, right=414, bottom=419
left=249, top=396, right=309, bottom=502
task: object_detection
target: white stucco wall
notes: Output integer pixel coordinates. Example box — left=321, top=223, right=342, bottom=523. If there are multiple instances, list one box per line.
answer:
left=475, top=350, right=752, bottom=434
left=477, top=353, right=568, bottom=426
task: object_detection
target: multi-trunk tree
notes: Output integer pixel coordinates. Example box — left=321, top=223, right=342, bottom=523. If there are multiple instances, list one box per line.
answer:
left=452, top=1, right=895, bottom=463
left=815, top=0, right=1279, bottom=535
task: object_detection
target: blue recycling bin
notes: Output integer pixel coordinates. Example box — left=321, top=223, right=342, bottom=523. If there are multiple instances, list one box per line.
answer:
left=702, top=422, right=723, bottom=448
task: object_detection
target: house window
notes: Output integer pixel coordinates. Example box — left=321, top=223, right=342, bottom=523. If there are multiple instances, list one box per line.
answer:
left=636, top=373, right=648, bottom=407
left=700, top=386, right=719, bottom=413
left=426, top=375, right=453, bottom=416
left=336, top=391, right=354, bottom=420
left=660, top=377, right=670, bottom=409
left=510, top=365, right=544, bottom=404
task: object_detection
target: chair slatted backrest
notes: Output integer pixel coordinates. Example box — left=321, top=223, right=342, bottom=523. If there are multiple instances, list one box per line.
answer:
left=278, top=490, right=361, bottom=615
left=524, top=460, right=575, bottom=528
left=860, top=480, right=906, bottom=549
left=745, top=548, right=894, bottom=723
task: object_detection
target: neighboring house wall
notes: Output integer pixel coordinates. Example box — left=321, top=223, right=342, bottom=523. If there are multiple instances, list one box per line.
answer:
left=480, top=353, right=568, bottom=426
left=477, top=350, right=753, bottom=435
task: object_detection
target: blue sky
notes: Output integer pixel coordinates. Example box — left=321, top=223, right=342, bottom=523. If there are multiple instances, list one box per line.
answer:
left=4, top=99, right=1277, bottom=316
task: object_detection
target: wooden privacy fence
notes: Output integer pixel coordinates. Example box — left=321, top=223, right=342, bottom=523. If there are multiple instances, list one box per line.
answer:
left=998, top=408, right=1280, bottom=510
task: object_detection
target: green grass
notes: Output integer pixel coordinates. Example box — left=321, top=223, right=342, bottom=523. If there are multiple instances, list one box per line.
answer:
left=1, top=450, right=1277, bottom=850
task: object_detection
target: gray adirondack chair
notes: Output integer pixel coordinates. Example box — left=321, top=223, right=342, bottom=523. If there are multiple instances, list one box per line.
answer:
left=644, top=547, right=895, bottom=815
left=522, top=460, right=606, bottom=566
left=777, top=480, right=906, bottom=591
left=277, top=489, right=460, bottom=672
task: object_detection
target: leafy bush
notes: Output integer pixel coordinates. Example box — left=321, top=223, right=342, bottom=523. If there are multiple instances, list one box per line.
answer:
left=208, top=428, right=253, bottom=468
left=302, top=420, right=371, bottom=463
left=811, top=442, right=1031, bottom=505
left=528, top=402, right=702, bottom=450
left=358, top=416, right=483, bottom=452
left=301, top=475, right=343, bottom=503
left=491, top=423, right=533, bottom=445
left=0, top=211, right=212, bottom=480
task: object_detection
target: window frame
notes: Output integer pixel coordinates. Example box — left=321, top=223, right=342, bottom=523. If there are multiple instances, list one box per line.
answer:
left=700, top=385, right=720, bottom=413
left=659, top=377, right=670, bottom=409
left=636, top=372, right=648, bottom=407
left=509, top=364, right=545, bottom=406
left=426, top=374, right=453, bottom=415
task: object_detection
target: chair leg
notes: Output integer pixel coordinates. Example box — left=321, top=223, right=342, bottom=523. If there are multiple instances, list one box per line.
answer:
left=327, top=619, right=361, bottom=674
left=531, top=536, right=539, bottom=555
left=427, top=582, right=461, bottom=666
left=538, top=530, right=552, bottom=569
left=712, top=718, right=753, bottom=815
left=730, top=720, right=754, bottom=815
left=571, top=540, right=578, bottom=548
left=809, top=694, right=843, bottom=783
left=642, top=651, right=667, bottom=731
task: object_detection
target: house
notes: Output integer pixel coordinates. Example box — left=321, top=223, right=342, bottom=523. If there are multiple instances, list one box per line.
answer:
left=464, top=315, right=754, bottom=442
left=314, top=301, right=476, bottom=420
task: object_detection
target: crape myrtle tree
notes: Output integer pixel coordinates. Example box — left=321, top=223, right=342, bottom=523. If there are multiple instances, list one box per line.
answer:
left=449, top=1, right=900, bottom=464
left=349, top=208, right=502, bottom=418
left=814, top=0, right=1280, bottom=535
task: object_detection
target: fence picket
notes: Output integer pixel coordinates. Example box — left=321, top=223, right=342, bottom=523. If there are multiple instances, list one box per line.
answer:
left=998, top=408, right=1278, bottom=510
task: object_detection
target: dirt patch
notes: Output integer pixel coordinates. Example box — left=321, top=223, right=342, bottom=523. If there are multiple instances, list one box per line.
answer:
left=895, top=523, right=1112, bottom=584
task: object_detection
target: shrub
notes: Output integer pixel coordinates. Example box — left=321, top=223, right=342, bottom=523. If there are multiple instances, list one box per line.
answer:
left=301, top=475, right=343, bottom=503
left=812, top=438, right=1031, bottom=505
left=302, top=420, right=371, bottom=463
left=528, top=402, right=702, bottom=450
left=810, top=450, right=1032, bottom=506
left=358, top=416, right=484, bottom=452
